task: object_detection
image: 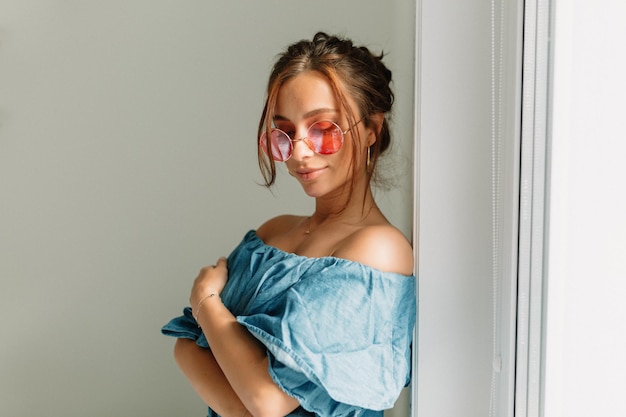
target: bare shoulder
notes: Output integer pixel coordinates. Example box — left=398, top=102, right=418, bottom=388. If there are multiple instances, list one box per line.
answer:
left=332, top=224, right=414, bottom=276
left=256, top=214, right=304, bottom=242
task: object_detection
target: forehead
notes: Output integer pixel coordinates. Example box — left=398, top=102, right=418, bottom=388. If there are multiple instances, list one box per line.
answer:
left=274, top=71, right=340, bottom=120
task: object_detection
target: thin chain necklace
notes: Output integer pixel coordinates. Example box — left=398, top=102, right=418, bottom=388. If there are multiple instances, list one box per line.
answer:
left=305, top=212, right=365, bottom=235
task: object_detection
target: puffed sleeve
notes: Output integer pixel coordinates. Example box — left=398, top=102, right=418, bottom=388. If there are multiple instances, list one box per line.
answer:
left=161, top=306, right=209, bottom=348
left=237, top=259, right=416, bottom=414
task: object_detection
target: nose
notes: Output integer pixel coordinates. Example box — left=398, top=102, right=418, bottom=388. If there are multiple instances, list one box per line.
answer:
left=290, top=136, right=314, bottom=161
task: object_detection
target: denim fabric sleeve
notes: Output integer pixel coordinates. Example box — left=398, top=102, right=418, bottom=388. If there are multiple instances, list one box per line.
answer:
left=237, top=260, right=416, bottom=414
left=161, top=306, right=210, bottom=348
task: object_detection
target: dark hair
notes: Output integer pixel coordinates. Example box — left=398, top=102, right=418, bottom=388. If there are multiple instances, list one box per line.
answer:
left=257, top=32, right=394, bottom=194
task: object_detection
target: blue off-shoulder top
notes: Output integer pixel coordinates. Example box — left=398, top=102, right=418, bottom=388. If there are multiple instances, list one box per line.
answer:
left=162, top=230, right=416, bottom=417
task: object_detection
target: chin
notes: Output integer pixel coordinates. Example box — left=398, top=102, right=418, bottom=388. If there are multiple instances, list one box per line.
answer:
left=298, top=182, right=327, bottom=198
left=299, top=182, right=346, bottom=200
left=301, top=187, right=324, bottom=198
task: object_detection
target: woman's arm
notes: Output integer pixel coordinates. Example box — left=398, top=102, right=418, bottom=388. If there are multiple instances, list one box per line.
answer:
left=187, top=258, right=300, bottom=417
left=174, top=338, right=247, bottom=417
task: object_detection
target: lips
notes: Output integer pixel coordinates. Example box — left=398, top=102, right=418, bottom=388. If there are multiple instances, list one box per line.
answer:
left=294, top=166, right=327, bottom=181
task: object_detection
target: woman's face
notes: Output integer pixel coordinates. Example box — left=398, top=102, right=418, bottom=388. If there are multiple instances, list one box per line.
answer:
left=274, top=71, right=371, bottom=199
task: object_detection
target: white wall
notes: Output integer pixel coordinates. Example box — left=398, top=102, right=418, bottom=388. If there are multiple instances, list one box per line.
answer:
left=545, top=1, right=626, bottom=416
left=0, top=1, right=415, bottom=416
left=415, top=0, right=522, bottom=415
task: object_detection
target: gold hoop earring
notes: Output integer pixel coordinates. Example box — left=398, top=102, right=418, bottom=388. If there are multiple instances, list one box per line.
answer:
left=367, top=146, right=371, bottom=170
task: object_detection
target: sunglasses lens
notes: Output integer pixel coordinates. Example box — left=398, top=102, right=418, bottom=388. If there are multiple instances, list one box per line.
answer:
left=260, top=129, right=292, bottom=161
left=308, top=121, right=343, bottom=154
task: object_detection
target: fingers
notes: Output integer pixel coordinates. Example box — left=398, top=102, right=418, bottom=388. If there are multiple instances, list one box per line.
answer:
left=199, top=257, right=227, bottom=272
left=191, top=257, right=228, bottom=305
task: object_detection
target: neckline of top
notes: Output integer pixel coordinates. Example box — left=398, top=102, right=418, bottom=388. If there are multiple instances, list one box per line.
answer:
left=245, top=230, right=414, bottom=278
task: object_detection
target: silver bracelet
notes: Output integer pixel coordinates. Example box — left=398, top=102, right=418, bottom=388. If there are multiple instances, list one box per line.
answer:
left=193, top=293, right=218, bottom=323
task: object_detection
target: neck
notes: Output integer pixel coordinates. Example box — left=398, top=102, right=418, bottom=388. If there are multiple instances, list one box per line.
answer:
left=310, top=180, right=376, bottom=227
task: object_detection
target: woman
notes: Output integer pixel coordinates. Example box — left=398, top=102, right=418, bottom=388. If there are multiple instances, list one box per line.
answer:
left=162, top=32, right=416, bottom=417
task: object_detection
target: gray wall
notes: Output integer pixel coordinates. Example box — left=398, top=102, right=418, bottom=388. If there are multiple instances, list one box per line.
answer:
left=0, top=1, right=415, bottom=416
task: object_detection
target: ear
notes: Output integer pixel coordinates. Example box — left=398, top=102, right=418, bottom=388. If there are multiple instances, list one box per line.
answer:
left=366, top=113, right=385, bottom=146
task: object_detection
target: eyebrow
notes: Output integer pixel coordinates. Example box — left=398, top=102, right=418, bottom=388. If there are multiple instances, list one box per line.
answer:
left=273, top=108, right=339, bottom=122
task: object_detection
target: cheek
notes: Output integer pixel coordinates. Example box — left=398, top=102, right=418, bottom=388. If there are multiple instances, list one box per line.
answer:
left=283, top=159, right=298, bottom=176
left=332, top=147, right=357, bottom=179
left=338, top=138, right=360, bottom=168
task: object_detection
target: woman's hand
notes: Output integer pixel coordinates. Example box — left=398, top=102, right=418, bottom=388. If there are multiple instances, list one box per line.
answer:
left=190, top=257, right=228, bottom=311
left=183, top=255, right=302, bottom=416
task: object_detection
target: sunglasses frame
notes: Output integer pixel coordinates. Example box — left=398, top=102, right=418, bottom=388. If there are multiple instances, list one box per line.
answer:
left=260, top=118, right=363, bottom=162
